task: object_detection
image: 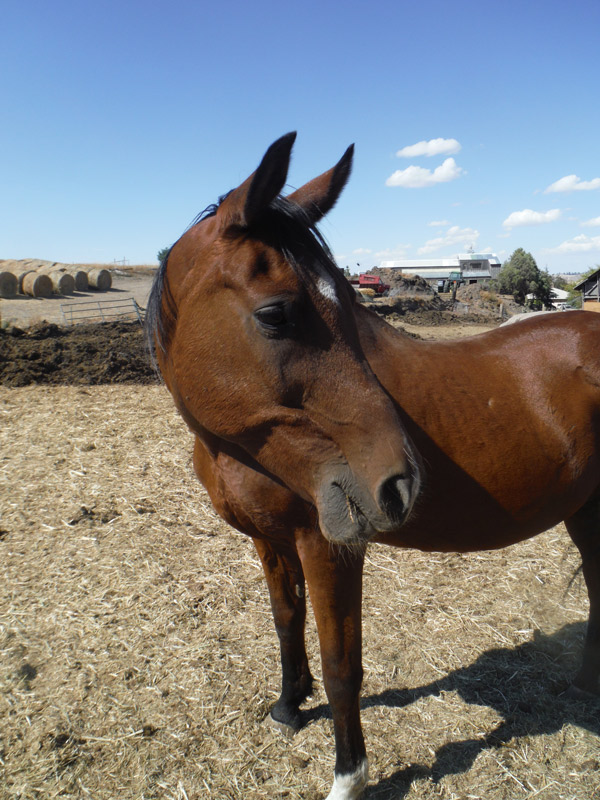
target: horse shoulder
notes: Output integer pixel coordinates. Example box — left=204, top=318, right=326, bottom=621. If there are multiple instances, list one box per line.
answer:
left=192, top=435, right=313, bottom=541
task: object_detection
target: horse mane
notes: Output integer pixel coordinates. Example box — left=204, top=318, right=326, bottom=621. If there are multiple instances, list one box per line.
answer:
left=145, top=192, right=347, bottom=371
left=145, top=201, right=222, bottom=370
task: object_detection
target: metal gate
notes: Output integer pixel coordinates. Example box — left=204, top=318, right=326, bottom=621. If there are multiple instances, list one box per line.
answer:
left=60, top=297, right=143, bottom=326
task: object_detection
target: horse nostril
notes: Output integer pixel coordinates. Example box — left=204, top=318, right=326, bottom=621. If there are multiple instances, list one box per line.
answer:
left=378, top=474, right=411, bottom=522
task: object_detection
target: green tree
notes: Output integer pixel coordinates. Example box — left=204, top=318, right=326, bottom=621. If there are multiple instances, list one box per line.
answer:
left=157, top=246, right=171, bottom=264
left=496, top=248, right=553, bottom=307
left=579, top=264, right=600, bottom=281
left=566, top=284, right=582, bottom=309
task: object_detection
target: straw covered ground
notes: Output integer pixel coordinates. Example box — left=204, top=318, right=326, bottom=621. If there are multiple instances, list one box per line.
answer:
left=2, top=376, right=600, bottom=797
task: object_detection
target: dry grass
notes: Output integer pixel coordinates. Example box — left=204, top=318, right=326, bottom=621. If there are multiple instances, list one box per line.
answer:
left=1, top=385, right=600, bottom=799
left=479, top=290, right=501, bottom=306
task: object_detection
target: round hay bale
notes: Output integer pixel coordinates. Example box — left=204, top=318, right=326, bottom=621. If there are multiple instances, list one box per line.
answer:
left=21, top=271, right=53, bottom=298
left=42, top=266, right=88, bottom=292
left=0, top=271, right=18, bottom=298
left=32, top=262, right=60, bottom=273
left=87, top=268, right=112, bottom=291
left=65, top=268, right=89, bottom=291
left=8, top=265, right=39, bottom=278
left=359, top=288, right=376, bottom=298
left=47, top=271, right=75, bottom=295
left=0, top=260, right=26, bottom=273
left=34, top=264, right=64, bottom=276
left=33, top=266, right=58, bottom=277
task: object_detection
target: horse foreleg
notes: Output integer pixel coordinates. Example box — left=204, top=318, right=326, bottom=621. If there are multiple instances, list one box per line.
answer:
left=253, top=537, right=314, bottom=735
left=566, top=493, right=600, bottom=694
left=295, top=530, right=368, bottom=800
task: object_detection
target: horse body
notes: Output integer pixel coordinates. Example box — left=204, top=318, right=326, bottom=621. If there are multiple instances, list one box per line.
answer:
left=360, top=308, right=600, bottom=552
left=148, top=134, right=600, bottom=799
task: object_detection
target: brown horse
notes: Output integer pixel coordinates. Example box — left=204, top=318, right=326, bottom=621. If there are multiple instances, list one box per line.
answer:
left=147, top=133, right=600, bottom=799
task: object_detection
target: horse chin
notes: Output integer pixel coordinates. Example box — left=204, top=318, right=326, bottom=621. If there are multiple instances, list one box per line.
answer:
left=317, top=481, right=380, bottom=548
left=319, top=515, right=374, bottom=549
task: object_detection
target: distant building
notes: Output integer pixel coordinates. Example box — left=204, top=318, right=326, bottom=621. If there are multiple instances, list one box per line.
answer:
left=573, top=269, right=600, bottom=313
left=379, top=253, right=501, bottom=292
left=549, top=287, right=570, bottom=310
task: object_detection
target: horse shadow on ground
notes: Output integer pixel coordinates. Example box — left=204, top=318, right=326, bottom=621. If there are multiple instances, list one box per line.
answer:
left=303, top=622, right=600, bottom=798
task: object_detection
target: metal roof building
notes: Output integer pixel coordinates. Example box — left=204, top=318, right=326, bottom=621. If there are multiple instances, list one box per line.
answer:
left=573, top=268, right=600, bottom=313
left=379, top=253, right=501, bottom=291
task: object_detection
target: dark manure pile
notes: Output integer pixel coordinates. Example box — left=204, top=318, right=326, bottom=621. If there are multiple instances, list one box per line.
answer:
left=0, top=321, right=158, bottom=386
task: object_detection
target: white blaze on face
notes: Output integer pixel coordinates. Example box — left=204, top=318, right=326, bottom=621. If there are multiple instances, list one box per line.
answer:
left=316, top=273, right=339, bottom=305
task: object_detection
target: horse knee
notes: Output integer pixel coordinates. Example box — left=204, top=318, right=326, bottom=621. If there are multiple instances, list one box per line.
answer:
left=273, top=603, right=303, bottom=639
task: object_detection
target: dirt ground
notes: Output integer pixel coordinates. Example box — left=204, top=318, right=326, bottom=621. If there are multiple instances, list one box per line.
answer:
left=0, top=322, right=156, bottom=387
left=2, top=300, right=599, bottom=799
left=2, top=384, right=598, bottom=800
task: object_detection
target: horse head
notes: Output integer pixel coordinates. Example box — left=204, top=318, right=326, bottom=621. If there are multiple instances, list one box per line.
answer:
left=148, top=133, right=421, bottom=545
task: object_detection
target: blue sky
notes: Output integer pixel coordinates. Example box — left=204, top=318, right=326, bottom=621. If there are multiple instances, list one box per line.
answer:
left=2, top=0, right=599, bottom=275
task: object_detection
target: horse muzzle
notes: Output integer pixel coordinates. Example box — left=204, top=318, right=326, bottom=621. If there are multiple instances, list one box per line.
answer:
left=317, top=465, right=420, bottom=546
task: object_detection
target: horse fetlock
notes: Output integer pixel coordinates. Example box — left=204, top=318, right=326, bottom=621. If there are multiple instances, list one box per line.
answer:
left=326, top=758, right=369, bottom=800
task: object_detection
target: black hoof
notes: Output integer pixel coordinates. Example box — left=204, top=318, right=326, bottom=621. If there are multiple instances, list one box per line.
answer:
left=266, top=701, right=307, bottom=738
left=266, top=713, right=299, bottom=739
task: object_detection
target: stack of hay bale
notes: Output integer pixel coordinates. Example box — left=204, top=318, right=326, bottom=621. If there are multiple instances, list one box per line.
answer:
left=0, top=259, right=112, bottom=298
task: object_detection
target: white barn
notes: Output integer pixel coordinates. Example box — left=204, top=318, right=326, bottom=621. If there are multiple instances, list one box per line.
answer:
left=379, top=252, right=501, bottom=292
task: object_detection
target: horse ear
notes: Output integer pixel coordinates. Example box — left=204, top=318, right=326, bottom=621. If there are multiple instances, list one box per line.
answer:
left=287, top=144, right=354, bottom=223
left=219, top=132, right=297, bottom=228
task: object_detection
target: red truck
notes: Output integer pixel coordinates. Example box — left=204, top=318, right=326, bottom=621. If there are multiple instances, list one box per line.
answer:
left=350, top=273, right=390, bottom=295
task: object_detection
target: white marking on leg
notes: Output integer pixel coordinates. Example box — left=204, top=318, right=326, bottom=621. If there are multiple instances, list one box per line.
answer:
left=326, top=758, right=369, bottom=800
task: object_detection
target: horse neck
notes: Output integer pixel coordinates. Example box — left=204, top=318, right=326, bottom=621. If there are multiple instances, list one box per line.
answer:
left=355, top=303, right=419, bottom=373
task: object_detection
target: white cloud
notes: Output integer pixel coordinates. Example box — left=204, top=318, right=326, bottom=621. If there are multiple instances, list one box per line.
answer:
left=417, top=225, right=480, bottom=255
left=396, top=138, right=461, bottom=158
left=502, top=208, right=562, bottom=229
left=386, top=158, right=464, bottom=188
left=548, top=234, right=600, bottom=253
left=352, top=247, right=372, bottom=255
left=428, top=219, right=451, bottom=227
left=581, top=216, right=600, bottom=227
left=375, top=245, right=411, bottom=259
left=544, top=174, right=600, bottom=193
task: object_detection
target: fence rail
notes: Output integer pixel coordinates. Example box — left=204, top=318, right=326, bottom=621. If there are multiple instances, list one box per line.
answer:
left=60, top=297, right=143, bottom=326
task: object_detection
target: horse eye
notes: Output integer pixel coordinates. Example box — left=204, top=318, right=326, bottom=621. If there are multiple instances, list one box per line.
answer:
left=255, top=304, right=288, bottom=330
